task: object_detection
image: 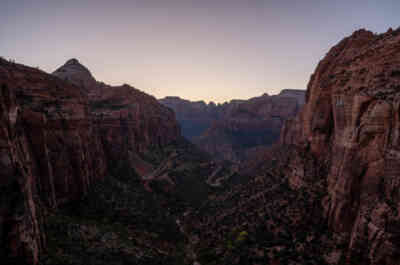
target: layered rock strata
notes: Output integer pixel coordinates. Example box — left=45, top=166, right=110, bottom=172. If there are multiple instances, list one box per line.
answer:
left=161, top=90, right=305, bottom=162
left=0, top=58, right=181, bottom=264
left=281, top=28, right=400, bottom=264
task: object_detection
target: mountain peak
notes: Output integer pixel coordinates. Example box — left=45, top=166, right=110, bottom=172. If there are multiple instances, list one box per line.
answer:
left=53, top=58, right=96, bottom=88
left=65, top=58, right=81, bottom=65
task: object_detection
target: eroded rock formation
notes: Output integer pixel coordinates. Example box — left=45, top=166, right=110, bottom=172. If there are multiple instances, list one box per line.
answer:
left=159, top=96, right=219, bottom=140
left=0, top=58, right=181, bottom=264
left=281, top=28, right=400, bottom=264
left=197, top=90, right=304, bottom=162
left=54, top=58, right=180, bottom=176
left=0, top=58, right=109, bottom=263
left=0, top=65, right=42, bottom=264
left=161, top=89, right=305, bottom=162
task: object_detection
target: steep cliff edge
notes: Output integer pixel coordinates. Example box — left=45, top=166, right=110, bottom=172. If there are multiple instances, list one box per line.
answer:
left=0, top=58, right=182, bottom=264
left=281, top=28, right=400, bottom=263
left=53, top=58, right=180, bottom=176
left=196, top=90, right=304, bottom=162
left=159, top=96, right=219, bottom=140
left=0, top=58, right=108, bottom=264
left=0, top=65, right=42, bottom=264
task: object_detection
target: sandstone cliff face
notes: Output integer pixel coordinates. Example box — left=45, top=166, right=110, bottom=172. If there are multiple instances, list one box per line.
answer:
left=0, top=57, right=114, bottom=263
left=197, top=90, right=304, bottom=162
left=0, top=58, right=182, bottom=264
left=281, top=28, right=400, bottom=264
left=53, top=58, right=97, bottom=89
left=159, top=96, right=219, bottom=140
left=161, top=90, right=305, bottom=162
left=54, top=59, right=180, bottom=176
left=0, top=58, right=106, bottom=264
left=0, top=64, right=42, bottom=264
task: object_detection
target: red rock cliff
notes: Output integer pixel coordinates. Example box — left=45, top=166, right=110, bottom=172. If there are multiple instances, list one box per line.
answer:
left=0, top=58, right=110, bottom=263
left=281, top=28, right=400, bottom=264
left=197, top=90, right=304, bottom=161
left=0, top=65, right=42, bottom=264
left=161, top=90, right=305, bottom=162
left=54, top=59, right=180, bottom=175
left=0, top=58, right=181, bottom=264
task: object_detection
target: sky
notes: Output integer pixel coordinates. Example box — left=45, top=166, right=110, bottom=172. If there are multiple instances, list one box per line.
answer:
left=1, top=0, right=399, bottom=103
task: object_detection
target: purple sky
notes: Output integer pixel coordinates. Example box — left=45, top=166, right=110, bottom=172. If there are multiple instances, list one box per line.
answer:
left=1, top=0, right=399, bottom=102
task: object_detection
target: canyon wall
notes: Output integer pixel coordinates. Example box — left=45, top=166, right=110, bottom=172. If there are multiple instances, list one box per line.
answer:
left=0, top=65, right=42, bottom=264
left=0, top=58, right=181, bottom=264
left=281, top=28, right=400, bottom=264
left=159, top=96, right=218, bottom=140
left=161, top=89, right=305, bottom=162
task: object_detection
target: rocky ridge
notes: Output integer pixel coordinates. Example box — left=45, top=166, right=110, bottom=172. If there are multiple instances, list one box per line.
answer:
left=3, top=27, right=400, bottom=265
left=281, top=28, right=400, bottom=264
left=0, top=58, right=108, bottom=264
left=159, top=96, right=219, bottom=140
left=0, top=58, right=186, bottom=264
left=53, top=58, right=181, bottom=176
left=160, top=89, right=305, bottom=162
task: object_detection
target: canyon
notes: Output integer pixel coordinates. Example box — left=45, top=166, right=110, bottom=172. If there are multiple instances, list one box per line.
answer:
left=1, top=27, right=400, bottom=265
left=0, top=57, right=230, bottom=264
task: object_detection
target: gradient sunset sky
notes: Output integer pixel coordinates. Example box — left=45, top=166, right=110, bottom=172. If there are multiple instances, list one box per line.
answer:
left=1, top=0, right=399, bottom=102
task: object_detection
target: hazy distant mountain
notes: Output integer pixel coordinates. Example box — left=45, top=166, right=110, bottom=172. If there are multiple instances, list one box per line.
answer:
left=159, top=96, right=219, bottom=139
left=160, top=89, right=305, bottom=161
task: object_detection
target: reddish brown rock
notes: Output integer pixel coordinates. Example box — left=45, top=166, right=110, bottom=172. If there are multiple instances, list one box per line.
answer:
left=281, top=28, right=400, bottom=264
left=54, top=59, right=180, bottom=176
left=161, top=90, right=305, bottom=162
left=198, top=90, right=304, bottom=162
left=159, top=96, right=219, bottom=140
left=0, top=57, right=181, bottom=264
left=0, top=57, right=113, bottom=264
left=0, top=66, right=42, bottom=264
left=53, top=58, right=97, bottom=89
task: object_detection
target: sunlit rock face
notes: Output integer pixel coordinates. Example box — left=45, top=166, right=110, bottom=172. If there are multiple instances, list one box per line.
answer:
left=161, top=90, right=305, bottom=162
left=281, top=28, right=400, bottom=264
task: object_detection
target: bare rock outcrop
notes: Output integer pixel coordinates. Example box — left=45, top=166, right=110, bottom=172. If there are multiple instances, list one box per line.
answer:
left=161, top=90, right=305, bottom=162
left=159, top=96, right=219, bottom=140
left=0, top=58, right=107, bottom=264
left=0, top=58, right=181, bottom=264
left=54, top=59, right=180, bottom=176
left=197, top=91, right=304, bottom=162
left=281, top=28, right=400, bottom=264
left=53, top=58, right=97, bottom=89
left=0, top=66, right=42, bottom=264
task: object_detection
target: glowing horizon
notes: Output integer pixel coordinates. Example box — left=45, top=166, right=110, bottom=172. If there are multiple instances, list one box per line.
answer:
left=1, top=0, right=398, bottom=103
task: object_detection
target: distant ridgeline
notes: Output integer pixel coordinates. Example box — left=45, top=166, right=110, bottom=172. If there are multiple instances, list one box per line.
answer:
left=160, top=89, right=305, bottom=162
